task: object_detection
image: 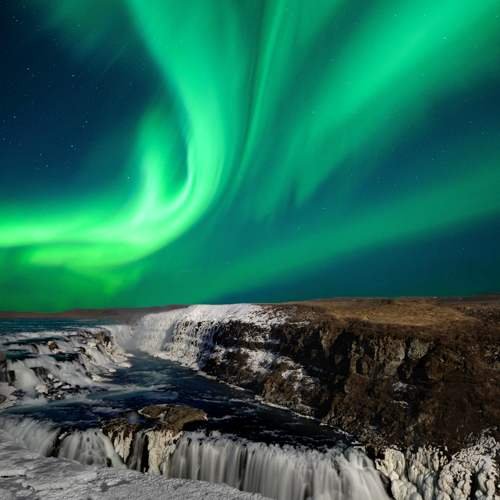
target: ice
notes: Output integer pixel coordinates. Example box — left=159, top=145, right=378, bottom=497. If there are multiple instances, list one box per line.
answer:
left=0, top=417, right=60, bottom=456
left=1, top=417, right=390, bottom=500
left=376, top=437, right=500, bottom=500
left=58, top=429, right=125, bottom=468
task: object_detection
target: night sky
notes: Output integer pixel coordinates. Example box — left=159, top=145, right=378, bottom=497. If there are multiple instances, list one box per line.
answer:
left=1, top=0, right=500, bottom=312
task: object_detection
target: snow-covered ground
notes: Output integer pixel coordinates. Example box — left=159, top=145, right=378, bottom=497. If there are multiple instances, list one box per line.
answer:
left=0, top=430, right=264, bottom=500
left=4, top=307, right=495, bottom=499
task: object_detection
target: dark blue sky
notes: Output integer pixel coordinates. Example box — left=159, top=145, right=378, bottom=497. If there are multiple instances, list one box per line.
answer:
left=1, top=0, right=500, bottom=311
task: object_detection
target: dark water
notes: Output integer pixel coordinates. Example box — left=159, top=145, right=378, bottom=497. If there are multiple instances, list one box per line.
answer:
left=0, top=318, right=104, bottom=334
left=0, top=319, right=349, bottom=450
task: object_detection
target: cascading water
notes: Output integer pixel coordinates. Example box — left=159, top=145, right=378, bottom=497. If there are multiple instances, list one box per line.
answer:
left=0, top=416, right=59, bottom=456
left=57, top=429, right=124, bottom=468
left=124, top=304, right=285, bottom=369
left=0, top=417, right=124, bottom=468
left=0, top=314, right=392, bottom=500
left=166, top=432, right=389, bottom=500
left=0, top=324, right=130, bottom=404
left=0, top=417, right=389, bottom=500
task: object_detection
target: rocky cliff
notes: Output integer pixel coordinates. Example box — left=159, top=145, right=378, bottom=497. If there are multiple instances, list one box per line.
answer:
left=2, top=298, right=498, bottom=498
left=137, top=298, right=499, bottom=498
left=187, top=299, right=498, bottom=452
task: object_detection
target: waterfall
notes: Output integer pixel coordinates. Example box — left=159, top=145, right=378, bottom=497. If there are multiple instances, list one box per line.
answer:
left=0, top=416, right=124, bottom=468
left=1, top=418, right=389, bottom=500
left=58, top=429, right=124, bottom=468
left=8, top=356, right=94, bottom=396
left=126, top=304, right=285, bottom=369
left=0, top=416, right=59, bottom=456
left=165, top=432, right=389, bottom=500
left=0, top=312, right=392, bottom=499
left=0, top=326, right=130, bottom=402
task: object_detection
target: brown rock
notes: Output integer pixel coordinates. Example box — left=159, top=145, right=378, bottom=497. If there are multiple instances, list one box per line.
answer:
left=196, top=298, right=500, bottom=453
left=47, top=341, right=59, bottom=352
left=138, top=404, right=207, bottom=433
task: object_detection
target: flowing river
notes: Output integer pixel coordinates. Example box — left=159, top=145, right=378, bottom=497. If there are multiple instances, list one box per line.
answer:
left=0, top=317, right=390, bottom=500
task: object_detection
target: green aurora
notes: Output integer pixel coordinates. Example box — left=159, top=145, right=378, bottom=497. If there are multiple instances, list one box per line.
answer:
left=1, top=0, right=500, bottom=310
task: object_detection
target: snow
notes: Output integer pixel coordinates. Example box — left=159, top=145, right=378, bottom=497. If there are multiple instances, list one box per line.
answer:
left=113, top=304, right=288, bottom=371
left=3, top=310, right=497, bottom=500
left=239, top=347, right=276, bottom=373
left=0, top=430, right=265, bottom=500
left=162, top=304, right=287, bottom=329
left=125, top=304, right=287, bottom=349
left=0, top=415, right=391, bottom=500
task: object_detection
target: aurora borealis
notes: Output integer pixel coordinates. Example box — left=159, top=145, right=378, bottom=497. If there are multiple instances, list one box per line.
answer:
left=1, top=1, right=500, bottom=311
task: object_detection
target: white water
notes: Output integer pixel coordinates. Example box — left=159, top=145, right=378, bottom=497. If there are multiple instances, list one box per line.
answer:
left=120, top=304, right=286, bottom=369
left=0, top=312, right=392, bottom=499
left=106, top=307, right=391, bottom=499
left=9, top=355, right=93, bottom=395
left=58, top=429, right=125, bottom=468
left=0, top=327, right=129, bottom=402
left=1, top=417, right=389, bottom=500
left=0, top=431, right=260, bottom=500
left=0, top=417, right=124, bottom=468
left=0, top=416, right=59, bottom=456
left=166, top=432, right=389, bottom=500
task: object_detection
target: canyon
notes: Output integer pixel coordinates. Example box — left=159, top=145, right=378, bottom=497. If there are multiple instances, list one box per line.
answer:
left=0, top=297, right=499, bottom=499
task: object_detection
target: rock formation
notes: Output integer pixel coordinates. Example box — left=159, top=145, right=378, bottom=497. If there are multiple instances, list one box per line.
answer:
left=2, top=298, right=498, bottom=498
left=102, top=405, right=208, bottom=474
left=127, top=298, right=500, bottom=498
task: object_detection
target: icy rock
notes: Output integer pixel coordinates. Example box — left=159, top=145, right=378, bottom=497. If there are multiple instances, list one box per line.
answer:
left=376, top=437, right=500, bottom=500
left=35, top=383, right=48, bottom=394
left=102, top=404, right=207, bottom=474
left=139, top=404, right=207, bottom=431
left=47, top=341, right=59, bottom=352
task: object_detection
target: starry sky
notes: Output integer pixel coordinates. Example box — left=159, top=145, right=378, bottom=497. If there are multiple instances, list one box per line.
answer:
left=1, top=0, right=500, bottom=312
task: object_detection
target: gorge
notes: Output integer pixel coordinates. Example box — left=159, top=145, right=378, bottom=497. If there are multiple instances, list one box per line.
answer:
left=0, top=298, right=499, bottom=499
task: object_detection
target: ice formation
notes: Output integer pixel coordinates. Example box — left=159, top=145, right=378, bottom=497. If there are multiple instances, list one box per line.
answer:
left=376, top=438, right=499, bottom=500
left=2, top=306, right=498, bottom=499
left=117, top=305, right=500, bottom=499
left=0, top=417, right=124, bottom=468
left=118, top=304, right=286, bottom=369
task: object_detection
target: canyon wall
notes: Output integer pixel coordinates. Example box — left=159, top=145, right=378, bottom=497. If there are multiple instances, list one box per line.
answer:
left=125, top=299, right=500, bottom=499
